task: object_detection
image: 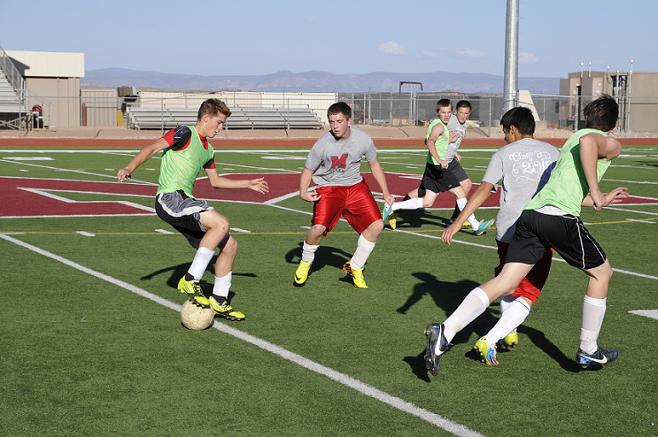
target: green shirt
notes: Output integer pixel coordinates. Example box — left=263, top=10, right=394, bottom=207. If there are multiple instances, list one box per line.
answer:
left=157, top=125, right=215, bottom=197
left=425, top=118, right=450, bottom=165
left=525, top=128, right=611, bottom=216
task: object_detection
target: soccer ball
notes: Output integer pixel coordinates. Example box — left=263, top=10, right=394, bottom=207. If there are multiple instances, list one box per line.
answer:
left=180, top=299, right=214, bottom=330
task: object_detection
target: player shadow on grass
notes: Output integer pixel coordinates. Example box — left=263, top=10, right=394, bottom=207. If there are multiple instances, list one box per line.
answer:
left=285, top=242, right=353, bottom=283
left=401, top=272, right=582, bottom=381
left=393, top=209, right=452, bottom=230
left=139, top=256, right=257, bottom=302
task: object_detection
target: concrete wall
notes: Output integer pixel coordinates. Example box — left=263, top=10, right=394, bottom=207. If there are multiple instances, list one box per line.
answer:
left=26, top=77, right=80, bottom=129
left=81, top=87, right=118, bottom=127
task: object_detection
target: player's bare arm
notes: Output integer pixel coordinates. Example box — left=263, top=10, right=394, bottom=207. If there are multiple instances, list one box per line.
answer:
left=117, top=138, right=169, bottom=182
left=582, top=187, right=629, bottom=207
left=205, top=169, right=269, bottom=193
left=299, top=167, right=321, bottom=202
left=580, top=134, right=622, bottom=210
left=368, top=159, right=395, bottom=206
left=426, top=125, right=447, bottom=168
left=442, top=181, right=494, bottom=245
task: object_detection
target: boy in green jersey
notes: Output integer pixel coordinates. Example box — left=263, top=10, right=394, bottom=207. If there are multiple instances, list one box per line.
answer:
left=118, top=99, right=269, bottom=321
left=423, top=95, right=629, bottom=375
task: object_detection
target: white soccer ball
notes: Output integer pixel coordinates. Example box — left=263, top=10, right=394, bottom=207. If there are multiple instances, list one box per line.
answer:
left=180, top=299, right=214, bottom=330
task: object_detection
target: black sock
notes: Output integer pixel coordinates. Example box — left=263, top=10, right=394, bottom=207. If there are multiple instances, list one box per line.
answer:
left=185, top=272, right=196, bottom=282
left=402, top=194, right=411, bottom=201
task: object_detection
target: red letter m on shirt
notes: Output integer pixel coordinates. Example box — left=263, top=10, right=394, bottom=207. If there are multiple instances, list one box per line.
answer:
left=330, top=154, right=348, bottom=170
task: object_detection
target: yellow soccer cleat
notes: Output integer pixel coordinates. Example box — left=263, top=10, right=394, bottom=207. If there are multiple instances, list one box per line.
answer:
left=474, top=337, right=498, bottom=366
left=461, top=221, right=471, bottom=229
left=388, top=212, right=397, bottom=230
left=178, top=275, right=209, bottom=306
left=496, top=330, right=519, bottom=351
left=343, top=261, right=368, bottom=289
left=293, top=260, right=312, bottom=287
left=209, top=295, right=245, bottom=321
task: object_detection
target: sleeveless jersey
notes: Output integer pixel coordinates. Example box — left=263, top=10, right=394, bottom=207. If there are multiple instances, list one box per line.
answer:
left=157, top=125, right=215, bottom=196
left=425, top=118, right=450, bottom=165
left=525, top=128, right=610, bottom=216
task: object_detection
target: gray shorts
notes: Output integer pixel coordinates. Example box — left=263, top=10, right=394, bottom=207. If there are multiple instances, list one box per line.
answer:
left=155, top=190, right=213, bottom=248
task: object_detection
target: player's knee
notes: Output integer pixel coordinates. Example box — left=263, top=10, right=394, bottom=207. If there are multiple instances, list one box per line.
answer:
left=309, top=224, right=326, bottom=238
left=422, top=198, right=434, bottom=208
left=369, top=219, right=384, bottom=234
left=223, top=235, right=238, bottom=255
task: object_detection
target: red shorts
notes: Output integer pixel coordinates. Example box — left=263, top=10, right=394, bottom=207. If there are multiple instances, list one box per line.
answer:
left=312, top=180, right=381, bottom=235
left=495, top=240, right=552, bottom=303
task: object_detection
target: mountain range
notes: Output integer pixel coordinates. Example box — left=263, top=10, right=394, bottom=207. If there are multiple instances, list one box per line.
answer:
left=83, top=68, right=560, bottom=94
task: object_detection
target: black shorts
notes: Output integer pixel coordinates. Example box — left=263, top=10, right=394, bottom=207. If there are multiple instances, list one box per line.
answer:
left=505, top=210, right=607, bottom=270
left=420, top=160, right=464, bottom=194
left=155, top=190, right=211, bottom=248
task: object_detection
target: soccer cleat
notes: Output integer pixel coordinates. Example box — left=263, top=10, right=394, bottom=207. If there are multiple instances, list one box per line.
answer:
left=387, top=212, right=397, bottom=230
left=424, top=323, right=450, bottom=376
left=382, top=203, right=394, bottom=222
left=293, top=260, right=312, bottom=287
left=576, top=347, right=619, bottom=368
left=474, top=218, right=495, bottom=236
left=342, top=261, right=368, bottom=288
left=461, top=221, right=471, bottom=229
left=474, top=337, right=499, bottom=366
left=209, top=295, right=245, bottom=321
left=178, top=275, right=208, bottom=305
left=496, top=330, right=519, bottom=351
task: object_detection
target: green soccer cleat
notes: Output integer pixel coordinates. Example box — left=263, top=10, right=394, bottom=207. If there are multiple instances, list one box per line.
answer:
left=474, top=218, right=495, bottom=236
left=496, top=330, right=519, bottom=351
left=382, top=203, right=394, bottom=222
left=474, top=337, right=498, bottom=366
left=293, top=260, right=312, bottom=287
left=343, top=261, right=368, bottom=288
left=209, top=295, right=245, bottom=321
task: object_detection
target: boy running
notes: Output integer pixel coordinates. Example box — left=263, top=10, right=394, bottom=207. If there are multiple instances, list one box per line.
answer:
left=442, top=106, right=560, bottom=364
left=425, top=95, right=628, bottom=375
left=383, top=99, right=493, bottom=234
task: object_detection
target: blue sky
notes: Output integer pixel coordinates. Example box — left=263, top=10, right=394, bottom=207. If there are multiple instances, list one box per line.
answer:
left=1, top=0, right=656, bottom=78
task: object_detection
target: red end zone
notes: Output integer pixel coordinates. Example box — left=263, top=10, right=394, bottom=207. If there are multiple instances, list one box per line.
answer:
left=1, top=174, right=655, bottom=218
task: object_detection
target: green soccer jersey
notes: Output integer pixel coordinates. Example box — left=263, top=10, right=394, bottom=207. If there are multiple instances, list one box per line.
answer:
left=525, top=128, right=611, bottom=216
left=425, top=118, right=450, bottom=165
left=157, top=126, right=215, bottom=197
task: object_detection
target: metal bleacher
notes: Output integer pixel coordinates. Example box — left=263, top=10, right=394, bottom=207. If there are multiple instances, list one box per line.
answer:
left=127, top=106, right=323, bottom=130
left=0, top=44, right=27, bottom=130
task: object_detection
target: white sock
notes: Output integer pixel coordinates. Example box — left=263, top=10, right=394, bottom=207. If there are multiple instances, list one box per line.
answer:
left=350, top=234, right=376, bottom=269
left=188, top=247, right=214, bottom=280
left=441, top=287, right=490, bottom=348
left=486, top=298, right=531, bottom=343
left=212, top=272, right=232, bottom=298
left=392, top=197, right=423, bottom=211
left=301, top=241, right=319, bottom=263
left=580, top=296, right=607, bottom=354
left=456, top=197, right=479, bottom=229
left=499, top=295, right=516, bottom=314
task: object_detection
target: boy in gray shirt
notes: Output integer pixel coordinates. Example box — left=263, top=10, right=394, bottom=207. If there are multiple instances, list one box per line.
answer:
left=441, top=106, right=559, bottom=365
left=293, top=102, right=394, bottom=289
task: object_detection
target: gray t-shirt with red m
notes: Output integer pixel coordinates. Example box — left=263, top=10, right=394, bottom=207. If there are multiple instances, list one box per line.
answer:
left=305, top=127, right=377, bottom=187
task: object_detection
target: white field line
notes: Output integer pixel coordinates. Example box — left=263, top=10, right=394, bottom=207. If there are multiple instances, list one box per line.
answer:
left=270, top=203, right=658, bottom=282
left=0, top=158, right=154, bottom=184
left=611, top=164, right=658, bottom=170
left=0, top=233, right=483, bottom=437
left=154, top=228, right=175, bottom=235
left=75, top=231, right=95, bottom=237
left=604, top=178, right=658, bottom=185
left=628, top=310, right=658, bottom=321
left=229, top=227, right=251, bottom=234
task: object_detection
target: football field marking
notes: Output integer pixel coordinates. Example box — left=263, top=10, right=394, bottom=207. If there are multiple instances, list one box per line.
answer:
left=628, top=310, right=658, bottom=321
left=0, top=234, right=483, bottom=437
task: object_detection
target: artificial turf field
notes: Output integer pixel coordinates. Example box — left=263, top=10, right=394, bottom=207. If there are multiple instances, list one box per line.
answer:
left=0, top=144, right=656, bottom=436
